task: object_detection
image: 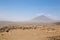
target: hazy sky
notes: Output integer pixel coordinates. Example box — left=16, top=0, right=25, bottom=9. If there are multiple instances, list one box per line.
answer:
left=0, top=0, right=60, bottom=21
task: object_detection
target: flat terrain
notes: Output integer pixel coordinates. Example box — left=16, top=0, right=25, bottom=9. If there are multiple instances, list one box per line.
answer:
left=0, top=25, right=60, bottom=40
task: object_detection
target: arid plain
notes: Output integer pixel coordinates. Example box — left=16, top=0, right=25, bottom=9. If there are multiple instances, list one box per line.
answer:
left=0, top=23, right=60, bottom=40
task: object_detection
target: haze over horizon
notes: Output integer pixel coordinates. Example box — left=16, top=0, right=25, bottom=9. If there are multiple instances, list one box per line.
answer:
left=0, top=0, right=60, bottom=21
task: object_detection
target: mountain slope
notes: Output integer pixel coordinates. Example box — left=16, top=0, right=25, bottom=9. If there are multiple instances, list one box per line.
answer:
left=31, top=15, right=52, bottom=23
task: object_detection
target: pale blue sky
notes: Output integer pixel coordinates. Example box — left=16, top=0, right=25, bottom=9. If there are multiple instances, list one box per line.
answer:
left=0, top=0, right=60, bottom=21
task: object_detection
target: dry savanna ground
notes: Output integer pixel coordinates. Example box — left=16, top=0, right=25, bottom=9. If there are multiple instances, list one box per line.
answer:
left=0, top=24, right=60, bottom=40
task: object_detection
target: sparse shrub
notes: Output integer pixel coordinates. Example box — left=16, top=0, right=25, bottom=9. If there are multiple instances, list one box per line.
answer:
left=47, top=36, right=60, bottom=40
left=47, top=28, right=55, bottom=31
left=0, top=24, right=47, bottom=32
left=19, top=27, right=23, bottom=29
left=5, top=28, right=10, bottom=32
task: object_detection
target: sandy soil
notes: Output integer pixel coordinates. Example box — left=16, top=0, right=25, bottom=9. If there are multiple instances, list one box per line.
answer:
left=0, top=25, right=60, bottom=40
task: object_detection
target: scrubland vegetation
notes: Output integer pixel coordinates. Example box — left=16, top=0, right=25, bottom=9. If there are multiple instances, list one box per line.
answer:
left=0, top=23, right=60, bottom=40
left=47, top=36, right=60, bottom=40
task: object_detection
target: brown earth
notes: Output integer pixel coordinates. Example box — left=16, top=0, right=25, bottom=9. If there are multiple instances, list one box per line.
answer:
left=0, top=25, right=60, bottom=40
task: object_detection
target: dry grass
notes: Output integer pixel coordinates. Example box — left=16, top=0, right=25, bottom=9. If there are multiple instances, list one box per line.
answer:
left=47, top=36, right=60, bottom=40
left=0, top=24, right=60, bottom=40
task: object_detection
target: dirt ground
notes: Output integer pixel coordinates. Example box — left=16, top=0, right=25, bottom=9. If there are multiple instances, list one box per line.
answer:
left=0, top=25, right=60, bottom=40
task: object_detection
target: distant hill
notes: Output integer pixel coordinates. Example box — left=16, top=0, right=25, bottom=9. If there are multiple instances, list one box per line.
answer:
left=54, top=22, right=60, bottom=25
left=31, top=15, right=52, bottom=23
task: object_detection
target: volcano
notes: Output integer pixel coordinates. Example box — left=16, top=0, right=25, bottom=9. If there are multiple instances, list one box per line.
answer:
left=31, top=15, right=52, bottom=23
